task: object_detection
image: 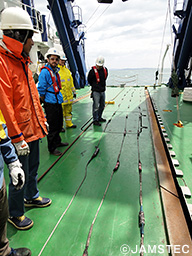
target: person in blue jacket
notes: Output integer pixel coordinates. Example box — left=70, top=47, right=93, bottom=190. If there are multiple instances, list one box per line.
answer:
left=38, top=48, right=69, bottom=156
left=0, top=111, right=31, bottom=256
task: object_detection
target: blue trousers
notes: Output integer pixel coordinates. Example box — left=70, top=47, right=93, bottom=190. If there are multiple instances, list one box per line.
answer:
left=9, top=140, right=40, bottom=217
left=0, top=179, right=11, bottom=256
left=92, top=91, right=105, bottom=121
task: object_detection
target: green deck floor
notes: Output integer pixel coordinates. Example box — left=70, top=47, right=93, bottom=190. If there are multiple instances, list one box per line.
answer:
left=5, top=86, right=190, bottom=255
left=149, top=86, right=192, bottom=206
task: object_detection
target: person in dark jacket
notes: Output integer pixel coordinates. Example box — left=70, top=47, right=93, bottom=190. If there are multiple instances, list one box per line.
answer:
left=87, top=56, right=108, bottom=126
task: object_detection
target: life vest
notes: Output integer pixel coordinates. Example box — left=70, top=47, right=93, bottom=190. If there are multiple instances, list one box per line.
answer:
left=93, top=66, right=107, bottom=84
left=41, top=66, right=61, bottom=94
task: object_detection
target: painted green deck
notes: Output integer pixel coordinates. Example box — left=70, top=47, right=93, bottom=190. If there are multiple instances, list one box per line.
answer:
left=4, top=86, right=192, bottom=255
left=149, top=86, right=192, bottom=205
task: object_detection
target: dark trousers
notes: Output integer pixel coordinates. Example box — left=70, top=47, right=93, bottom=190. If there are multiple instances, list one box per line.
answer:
left=44, top=102, right=63, bottom=153
left=9, top=140, right=40, bottom=217
left=0, top=179, right=11, bottom=256
left=92, top=91, right=105, bottom=121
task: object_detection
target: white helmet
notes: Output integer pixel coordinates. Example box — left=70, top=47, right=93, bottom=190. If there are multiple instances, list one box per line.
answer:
left=0, top=7, right=38, bottom=33
left=60, top=52, right=67, bottom=61
left=96, top=56, right=105, bottom=66
left=45, top=48, right=60, bottom=59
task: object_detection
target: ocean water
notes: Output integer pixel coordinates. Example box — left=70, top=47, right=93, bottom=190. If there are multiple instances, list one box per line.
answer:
left=106, top=68, right=171, bottom=86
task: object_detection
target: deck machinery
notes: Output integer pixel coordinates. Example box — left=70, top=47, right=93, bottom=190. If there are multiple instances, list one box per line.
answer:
left=171, top=0, right=192, bottom=88
left=46, top=0, right=87, bottom=89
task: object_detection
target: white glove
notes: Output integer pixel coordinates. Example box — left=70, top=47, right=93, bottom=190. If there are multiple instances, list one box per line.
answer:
left=8, top=160, right=25, bottom=190
left=45, top=121, right=49, bottom=132
left=14, top=140, right=30, bottom=156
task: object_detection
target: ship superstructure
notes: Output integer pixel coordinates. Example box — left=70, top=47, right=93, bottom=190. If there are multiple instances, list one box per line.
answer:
left=0, top=0, right=87, bottom=88
left=0, top=1, right=192, bottom=255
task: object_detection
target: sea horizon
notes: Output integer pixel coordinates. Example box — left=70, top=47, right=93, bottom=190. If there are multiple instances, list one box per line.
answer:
left=107, top=67, right=171, bottom=86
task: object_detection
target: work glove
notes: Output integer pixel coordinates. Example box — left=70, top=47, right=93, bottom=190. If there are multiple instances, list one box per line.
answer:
left=8, top=160, right=25, bottom=190
left=14, top=140, right=30, bottom=156
left=73, top=93, right=76, bottom=99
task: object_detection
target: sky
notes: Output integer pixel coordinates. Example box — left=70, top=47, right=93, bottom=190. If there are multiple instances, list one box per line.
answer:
left=34, top=0, right=175, bottom=69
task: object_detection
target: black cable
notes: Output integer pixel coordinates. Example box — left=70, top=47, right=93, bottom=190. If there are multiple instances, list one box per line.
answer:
left=38, top=145, right=100, bottom=256
left=38, top=89, right=132, bottom=255
left=137, top=108, right=147, bottom=256
left=84, top=5, right=100, bottom=25
left=82, top=115, right=128, bottom=256
left=82, top=94, right=146, bottom=256
left=38, top=88, right=127, bottom=182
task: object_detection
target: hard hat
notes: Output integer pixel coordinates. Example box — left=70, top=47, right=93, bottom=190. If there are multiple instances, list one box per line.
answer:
left=60, top=52, right=67, bottom=61
left=0, top=7, right=38, bottom=33
left=45, top=48, right=60, bottom=59
left=96, top=56, right=105, bottom=66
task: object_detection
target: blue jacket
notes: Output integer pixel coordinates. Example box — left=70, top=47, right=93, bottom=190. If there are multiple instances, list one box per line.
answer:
left=0, top=124, right=18, bottom=189
left=38, top=64, right=63, bottom=104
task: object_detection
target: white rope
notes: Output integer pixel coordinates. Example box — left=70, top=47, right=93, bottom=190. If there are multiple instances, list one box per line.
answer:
left=38, top=193, right=79, bottom=256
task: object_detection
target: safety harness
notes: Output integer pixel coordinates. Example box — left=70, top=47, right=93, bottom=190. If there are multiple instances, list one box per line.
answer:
left=41, top=66, right=61, bottom=95
left=93, top=66, right=107, bottom=84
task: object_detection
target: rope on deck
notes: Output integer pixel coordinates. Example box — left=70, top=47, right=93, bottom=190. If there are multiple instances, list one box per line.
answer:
left=137, top=106, right=147, bottom=256
left=83, top=91, right=148, bottom=256
left=38, top=88, right=126, bottom=183
left=82, top=115, right=128, bottom=256
left=38, top=88, right=131, bottom=256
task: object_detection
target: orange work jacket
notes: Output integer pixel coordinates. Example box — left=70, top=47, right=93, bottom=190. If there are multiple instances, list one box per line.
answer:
left=0, top=35, right=47, bottom=143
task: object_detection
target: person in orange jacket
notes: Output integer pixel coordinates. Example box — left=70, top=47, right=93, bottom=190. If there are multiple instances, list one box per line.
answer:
left=0, top=7, right=51, bottom=231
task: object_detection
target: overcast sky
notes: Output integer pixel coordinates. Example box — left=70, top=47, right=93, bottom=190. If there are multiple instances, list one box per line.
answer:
left=34, top=0, right=175, bottom=69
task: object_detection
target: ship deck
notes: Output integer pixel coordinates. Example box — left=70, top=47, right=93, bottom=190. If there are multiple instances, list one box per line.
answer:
left=5, top=85, right=192, bottom=256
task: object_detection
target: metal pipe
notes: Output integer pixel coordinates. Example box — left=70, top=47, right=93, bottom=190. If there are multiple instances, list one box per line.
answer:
left=158, top=44, right=170, bottom=85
